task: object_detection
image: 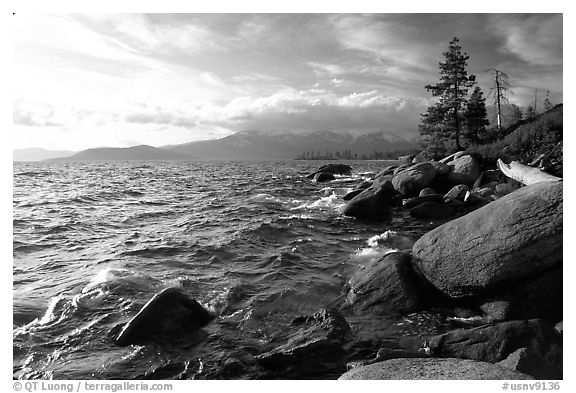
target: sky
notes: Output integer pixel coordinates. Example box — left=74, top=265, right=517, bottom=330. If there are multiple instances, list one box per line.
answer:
left=11, top=13, right=563, bottom=151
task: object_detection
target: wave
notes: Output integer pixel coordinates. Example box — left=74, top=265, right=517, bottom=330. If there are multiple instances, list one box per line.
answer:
left=291, top=192, right=345, bottom=211
left=351, top=230, right=415, bottom=264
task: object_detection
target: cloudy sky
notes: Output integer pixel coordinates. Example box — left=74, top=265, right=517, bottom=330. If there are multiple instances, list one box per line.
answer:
left=12, top=13, right=563, bottom=150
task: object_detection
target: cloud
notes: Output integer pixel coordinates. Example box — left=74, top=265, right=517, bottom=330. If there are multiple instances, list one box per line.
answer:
left=13, top=102, right=62, bottom=127
left=489, top=14, right=562, bottom=66
left=125, top=108, right=197, bottom=128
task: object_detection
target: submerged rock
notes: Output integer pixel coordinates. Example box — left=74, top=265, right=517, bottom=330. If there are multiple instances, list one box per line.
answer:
left=342, top=180, right=396, bottom=220
left=256, top=309, right=351, bottom=377
left=392, top=162, right=437, bottom=196
left=412, top=181, right=563, bottom=298
left=313, top=172, right=335, bottom=182
left=338, top=357, right=532, bottom=380
left=306, top=163, right=352, bottom=179
left=110, top=287, right=214, bottom=346
left=345, top=252, right=423, bottom=316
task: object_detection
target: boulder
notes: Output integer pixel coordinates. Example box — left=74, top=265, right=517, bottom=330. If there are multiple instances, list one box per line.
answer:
left=412, top=181, right=562, bottom=298
left=345, top=252, right=423, bottom=316
left=497, top=347, right=562, bottom=380
left=444, top=184, right=470, bottom=201
left=478, top=267, right=562, bottom=322
left=392, top=162, right=437, bottom=196
left=495, top=182, right=522, bottom=198
left=403, top=194, right=444, bottom=208
left=256, top=309, right=351, bottom=376
left=110, top=287, right=214, bottom=346
left=342, top=180, right=396, bottom=220
left=430, top=161, right=451, bottom=175
left=313, top=172, right=335, bottom=182
left=410, top=202, right=456, bottom=220
left=447, top=154, right=481, bottom=185
left=479, top=300, right=512, bottom=323
left=398, top=155, right=414, bottom=165
left=374, top=166, right=397, bottom=179
left=428, top=319, right=562, bottom=366
left=342, top=189, right=363, bottom=201
left=419, top=188, right=437, bottom=197
left=412, top=152, right=430, bottom=163
left=306, top=164, right=352, bottom=179
left=338, top=358, right=532, bottom=380
left=393, top=164, right=410, bottom=176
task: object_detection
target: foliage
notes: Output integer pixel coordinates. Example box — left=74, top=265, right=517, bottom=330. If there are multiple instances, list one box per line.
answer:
left=420, top=37, right=476, bottom=153
left=468, top=104, right=563, bottom=175
left=463, top=86, right=490, bottom=145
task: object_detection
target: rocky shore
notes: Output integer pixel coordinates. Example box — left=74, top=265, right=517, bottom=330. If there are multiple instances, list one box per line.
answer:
left=107, top=154, right=562, bottom=380
left=310, top=155, right=563, bottom=380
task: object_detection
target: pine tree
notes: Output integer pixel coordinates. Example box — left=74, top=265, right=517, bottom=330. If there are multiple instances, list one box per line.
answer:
left=419, top=105, right=449, bottom=159
left=422, top=37, right=476, bottom=150
left=508, top=104, right=524, bottom=125
left=526, top=105, right=536, bottom=120
left=463, top=86, right=489, bottom=145
left=543, top=90, right=553, bottom=111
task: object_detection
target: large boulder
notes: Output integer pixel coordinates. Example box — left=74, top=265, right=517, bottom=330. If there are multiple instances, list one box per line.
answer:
left=447, top=154, right=481, bottom=185
left=392, top=162, right=437, bottom=196
left=428, top=319, right=562, bottom=366
left=345, top=252, right=423, bottom=316
left=342, top=180, right=396, bottom=220
left=412, top=181, right=562, bottom=298
left=256, top=309, right=351, bottom=377
left=110, top=287, right=214, bottom=346
left=338, top=358, right=532, bottom=380
left=306, top=163, right=352, bottom=179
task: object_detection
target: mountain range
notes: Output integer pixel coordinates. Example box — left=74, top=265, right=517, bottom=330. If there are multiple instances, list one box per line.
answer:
left=13, top=130, right=418, bottom=161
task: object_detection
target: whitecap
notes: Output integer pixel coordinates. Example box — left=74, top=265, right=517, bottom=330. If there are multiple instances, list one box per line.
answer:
left=291, top=192, right=344, bottom=211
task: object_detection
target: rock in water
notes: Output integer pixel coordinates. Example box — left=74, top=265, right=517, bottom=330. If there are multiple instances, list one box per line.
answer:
left=403, top=194, right=444, bottom=208
left=338, top=358, right=532, bottom=380
left=313, top=172, right=335, bottom=182
left=412, top=181, right=562, bottom=298
left=342, top=180, right=396, bottom=220
left=111, top=287, right=214, bottom=346
left=447, top=154, right=481, bottom=185
left=428, top=319, right=562, bottom=367
left=306, top=163, right=352, bottom=179
left=392, top=162, right=437, bottom=196
left=410, top=202, right=456, bottom=219
left=345, top=252, right=423, bottom=316
left=256, top=309, right=351, bottom=377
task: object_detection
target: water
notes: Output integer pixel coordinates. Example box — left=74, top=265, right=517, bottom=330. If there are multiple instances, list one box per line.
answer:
left=13, top=160, right=450, bottom=380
